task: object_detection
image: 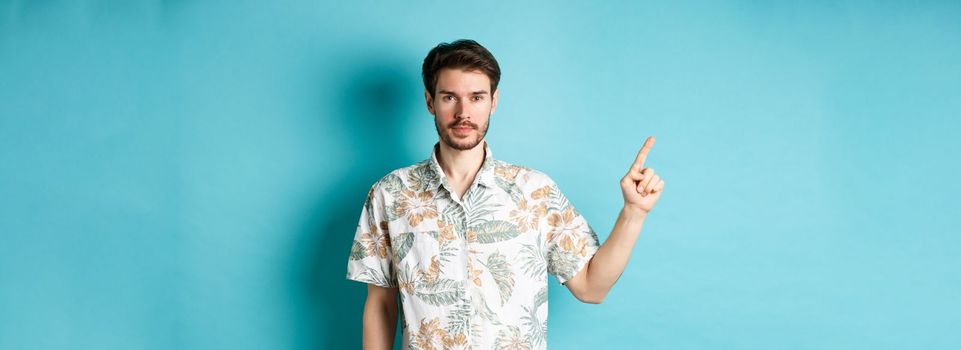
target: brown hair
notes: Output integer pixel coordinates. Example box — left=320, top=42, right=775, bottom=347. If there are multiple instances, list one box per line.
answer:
left=422, top=39, right=501, bottom=98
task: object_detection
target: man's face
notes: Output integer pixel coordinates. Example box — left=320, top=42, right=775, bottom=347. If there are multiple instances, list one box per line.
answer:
left=425, top=68, right=499, bottom=151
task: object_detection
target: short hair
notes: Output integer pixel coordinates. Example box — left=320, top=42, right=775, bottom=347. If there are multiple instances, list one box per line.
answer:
left=422, top=39, right=501, bottom=98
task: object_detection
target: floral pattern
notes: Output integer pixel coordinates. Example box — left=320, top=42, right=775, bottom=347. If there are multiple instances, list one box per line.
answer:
left=395, top=188, right=439, bottom=228
left=347, top=141, right=600, bottom=349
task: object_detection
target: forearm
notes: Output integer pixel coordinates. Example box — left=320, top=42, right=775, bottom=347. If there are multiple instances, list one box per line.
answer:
left=585, top=206, right=647, bottom=299
left=362, top=297, right=399, bottom=350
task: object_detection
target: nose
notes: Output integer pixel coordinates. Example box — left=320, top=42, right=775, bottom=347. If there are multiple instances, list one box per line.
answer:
left=455, top=101, right=469, bottom=119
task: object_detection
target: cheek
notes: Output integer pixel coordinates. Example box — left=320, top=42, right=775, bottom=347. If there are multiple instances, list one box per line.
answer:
left=435, top=113, right=454, bottom=123
left=433, top=104, right=455, bottom=115
left=434, top=114, right=453, bottom=127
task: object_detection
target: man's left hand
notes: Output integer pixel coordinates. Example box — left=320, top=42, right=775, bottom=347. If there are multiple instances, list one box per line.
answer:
left=620, top=136, right=665, bottom=215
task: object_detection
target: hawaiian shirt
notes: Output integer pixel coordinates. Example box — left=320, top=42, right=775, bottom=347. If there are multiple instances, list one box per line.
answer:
left=346, top=140, right=601, bottom=350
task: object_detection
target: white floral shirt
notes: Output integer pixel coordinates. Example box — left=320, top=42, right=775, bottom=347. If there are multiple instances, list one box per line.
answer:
left=346, top=140, right=600, bottom=350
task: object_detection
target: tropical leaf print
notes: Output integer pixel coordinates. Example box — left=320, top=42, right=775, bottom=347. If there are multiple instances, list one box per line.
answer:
left=445, top=300, right=473, bottom=336
left=380, top=172, right=405, bottom=197
left=348, top=239, right=366, bottom=260
left=470, top=220, right=521, bottom=244
left=397, top=263, right=420, bottom=295
left=547, top=247, right=581, bottom=281
left=421, top=228, right=458, bottom=264
left=520, top=303, right=547, bottom=347
left=358, top=265, right=392, bottom=287
left=415, top=278, right=464, bottom=306
left=471, top=287, right=503, bottom=326
left=542, top=182, right=571, bottom=213
left=494, top=325, right=531, bottom=350
left=364, top=194, right=378, bottom=229
left=463, top=190, right=500, bottom=226
left=408, top=162, right=435, bottom=192
left=440, top=202, right=466, bottom=228
left=438, top=240, right=458, bottom=264
left=482, top=251, right=516, bottom=306
left=519, top=242, right=547, bottom=280
left=385, top=200, right=402, bottom=222
left=417, top=255, right=442, bottom=284
left=347, top=142, right=602, bottom=349
left=392, top=231, right=415, bottom=262
left=520, top=286, right=549, bottom=346
left=533, top=285, right=548, bottom=309
left=495, top=176, right=523, bottom=204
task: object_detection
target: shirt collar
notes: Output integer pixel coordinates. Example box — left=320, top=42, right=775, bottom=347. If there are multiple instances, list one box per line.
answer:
left=426, top=140, right=497, bottom=191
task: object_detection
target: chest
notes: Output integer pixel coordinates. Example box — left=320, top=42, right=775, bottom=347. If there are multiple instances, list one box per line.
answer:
left=388, top=182, right=545, bottom=262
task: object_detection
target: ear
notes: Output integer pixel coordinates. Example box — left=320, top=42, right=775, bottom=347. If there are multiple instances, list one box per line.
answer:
left=424, top=89, right=435, bottom=116
left=491, top=88, right=499, bottom=115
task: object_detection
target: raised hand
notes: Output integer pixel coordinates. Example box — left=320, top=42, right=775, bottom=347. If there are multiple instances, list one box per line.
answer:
left=620, top=136, right=665, bottom=214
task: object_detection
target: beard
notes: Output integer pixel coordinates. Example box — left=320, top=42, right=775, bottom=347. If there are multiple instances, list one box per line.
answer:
left=434, top=114, right=491, bottom=151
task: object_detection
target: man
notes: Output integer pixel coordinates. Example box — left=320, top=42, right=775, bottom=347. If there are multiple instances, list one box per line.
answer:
left=346, top=39, right=665, bottom=350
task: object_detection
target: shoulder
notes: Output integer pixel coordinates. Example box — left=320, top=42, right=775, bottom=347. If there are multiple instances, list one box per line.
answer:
left=367, top=160, right=433, bottom=198
left=490, top=159, right=556, bottom=189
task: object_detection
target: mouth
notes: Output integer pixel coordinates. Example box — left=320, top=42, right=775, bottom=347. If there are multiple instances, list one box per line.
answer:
left=451, top=125, right=474, bottom=135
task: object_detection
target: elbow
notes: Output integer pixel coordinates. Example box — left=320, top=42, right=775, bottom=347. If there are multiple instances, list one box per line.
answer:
left=576, top=290, right=607, bottom=304
left=580, top=297, right=603, bottom=305
left=579, top=295, right=604, bottom=304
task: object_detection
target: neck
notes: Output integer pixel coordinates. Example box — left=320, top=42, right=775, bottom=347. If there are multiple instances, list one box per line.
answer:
left=436, top=140, right=486, bottom=183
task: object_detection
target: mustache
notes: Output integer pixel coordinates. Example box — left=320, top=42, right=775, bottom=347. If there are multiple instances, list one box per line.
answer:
left=449, top=121, right=477, bottom=129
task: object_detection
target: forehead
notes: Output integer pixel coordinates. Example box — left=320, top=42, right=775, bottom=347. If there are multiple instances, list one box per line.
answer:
left=435, top=68, right=491, bottom=93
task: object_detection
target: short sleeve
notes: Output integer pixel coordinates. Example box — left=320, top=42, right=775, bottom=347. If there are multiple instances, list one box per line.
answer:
left=541, top=177, right=601, bottom=285
left=346, top=181, right=397, bottom=288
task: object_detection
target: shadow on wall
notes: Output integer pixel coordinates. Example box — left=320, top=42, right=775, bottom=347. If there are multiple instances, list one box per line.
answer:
left=288, top=54, right=415, bottom=349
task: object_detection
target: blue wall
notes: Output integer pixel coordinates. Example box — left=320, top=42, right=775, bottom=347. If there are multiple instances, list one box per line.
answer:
left=1, top=1, right=959, bottom=349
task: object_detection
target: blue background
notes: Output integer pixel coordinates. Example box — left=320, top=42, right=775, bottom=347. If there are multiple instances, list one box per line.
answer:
left=2, top=1, right=959, bottom=349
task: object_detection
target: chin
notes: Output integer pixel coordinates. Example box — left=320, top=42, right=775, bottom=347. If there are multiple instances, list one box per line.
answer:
left=445, top=135, right=482, bottom=150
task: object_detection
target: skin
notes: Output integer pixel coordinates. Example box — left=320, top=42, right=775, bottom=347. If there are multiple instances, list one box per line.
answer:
left=362, top=284, right=398, bottom=349
left=362, top=67, right=666, bottom=348
left=425, top=68, right=499, bottom=199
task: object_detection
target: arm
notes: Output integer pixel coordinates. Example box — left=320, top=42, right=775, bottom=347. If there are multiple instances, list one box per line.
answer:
left=363, top=284, right=400, bottom=350
left=565, top=136, right=665, bottom=304
left=564, top=206, right=648, bottom=304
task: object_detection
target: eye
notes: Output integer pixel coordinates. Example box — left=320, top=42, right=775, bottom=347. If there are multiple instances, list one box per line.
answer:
left=444, top=95, right=455, bottom=101
left=472, top=96, right=483, bottom=101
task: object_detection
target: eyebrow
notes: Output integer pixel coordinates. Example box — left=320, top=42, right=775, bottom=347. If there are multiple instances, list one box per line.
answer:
left=438, top=89, right=489, bottom=96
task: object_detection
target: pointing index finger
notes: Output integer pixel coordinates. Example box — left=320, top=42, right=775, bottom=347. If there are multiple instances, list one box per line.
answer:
left=632, top=136, right=656, bottom=170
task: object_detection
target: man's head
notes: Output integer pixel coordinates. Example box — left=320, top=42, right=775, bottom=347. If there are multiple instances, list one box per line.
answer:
left=422, top=39, right=500, bottom=151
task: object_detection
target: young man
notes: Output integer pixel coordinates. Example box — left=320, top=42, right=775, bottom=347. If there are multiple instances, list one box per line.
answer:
left=346, top=39, right=665, bottom=350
